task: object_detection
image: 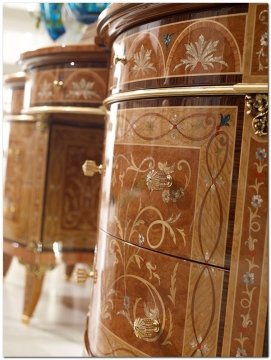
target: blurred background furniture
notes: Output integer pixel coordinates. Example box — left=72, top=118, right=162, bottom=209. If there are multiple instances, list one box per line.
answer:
left=84, top=3, right=268, bottom=356
left=3, top=44, right=109, bottom=324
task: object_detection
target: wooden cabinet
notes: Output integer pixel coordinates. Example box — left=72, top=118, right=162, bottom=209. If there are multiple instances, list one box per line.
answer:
left=3, top=45, right=109, bottom=323
left=85, top=3, right=268, bottom=357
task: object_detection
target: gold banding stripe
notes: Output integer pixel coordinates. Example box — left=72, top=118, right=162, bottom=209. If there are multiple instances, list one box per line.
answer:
left=104, top=83, right=268, bottom=106
left=4, top=114, right=36, bottom=122
left=22, top=105, right=106, bottom=116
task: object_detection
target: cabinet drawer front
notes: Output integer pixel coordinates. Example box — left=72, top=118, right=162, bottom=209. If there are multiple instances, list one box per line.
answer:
left=89, top=232, right=226, bottom=357
left=109, top=5, right=247, bottom=93
left=99, top=97, right=244, bottom=268
left=42, top=124, right=104, bottom=250
left=3, top=122, right=47, bottom=245
left=26, top=67, right=107, bottom=107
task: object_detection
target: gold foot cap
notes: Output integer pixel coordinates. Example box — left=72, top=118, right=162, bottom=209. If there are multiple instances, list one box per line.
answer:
left=21, top=315, right=30, bottom=324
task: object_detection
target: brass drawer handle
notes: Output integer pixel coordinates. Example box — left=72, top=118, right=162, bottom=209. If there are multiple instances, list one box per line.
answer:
left=133, top=317, right=160, bottom=340
left=82, top=160, right=104, bottom=177
left=114, top=55, right=127, bottom=65
left=146, top=169, right=172, bottom=191
left=53, top=80, right=64, bottom=87
left=75, top=268, right=96, bottom=284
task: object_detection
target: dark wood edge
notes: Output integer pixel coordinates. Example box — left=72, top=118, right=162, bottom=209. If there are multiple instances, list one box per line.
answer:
left=19, top=45, right=110, bottom=70
left=4, top=72, right=26, bottom=86
left=97, top=3, right=225, bottom=46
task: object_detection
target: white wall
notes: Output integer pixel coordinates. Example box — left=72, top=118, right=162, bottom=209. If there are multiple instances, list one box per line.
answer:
left=3, top=3, right=56, bottom=74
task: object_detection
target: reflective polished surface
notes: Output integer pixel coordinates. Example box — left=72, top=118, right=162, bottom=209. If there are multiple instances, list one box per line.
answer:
left=3, top=258, right=92, bottom=357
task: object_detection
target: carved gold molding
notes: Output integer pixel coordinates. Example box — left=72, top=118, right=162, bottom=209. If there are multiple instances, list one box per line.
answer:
left=104, top=83, right=268, bottom=106
left=245, top=94, right=268, bottom=136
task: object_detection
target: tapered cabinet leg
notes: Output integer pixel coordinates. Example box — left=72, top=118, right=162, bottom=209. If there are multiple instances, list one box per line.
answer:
left=65, top=264, right=75, bottom=281
left=3, top=253, right=13, bottom=277
left=21, top=264, right=46, bottom=324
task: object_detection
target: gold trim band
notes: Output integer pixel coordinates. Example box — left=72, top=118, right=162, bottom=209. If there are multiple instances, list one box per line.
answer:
left=4, top=114, right=35, bottom=122
left=22, top=105, right=106, bottom=116
left=104, top=83, right=268, bottom=106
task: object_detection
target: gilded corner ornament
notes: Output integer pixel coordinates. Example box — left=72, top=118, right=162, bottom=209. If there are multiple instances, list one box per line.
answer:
left=245, top=94, right=268, bottom=136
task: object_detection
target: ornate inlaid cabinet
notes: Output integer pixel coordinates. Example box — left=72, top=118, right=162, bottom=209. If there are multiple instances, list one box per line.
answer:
left=83, top=3, right=268, bottom=357
left=3, top=44, right=109, bottom=323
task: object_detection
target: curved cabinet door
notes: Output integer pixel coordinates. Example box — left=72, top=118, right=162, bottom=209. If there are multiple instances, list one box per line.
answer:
left=3, top=122, right=48, bottom=245
left=89, top=232, right=226, bottom=357
left=109, top=4, right=247, bottom=93
left=99, top=96, right=245, bottom=269
left=42, top=124, right=104, bottom=250
left=27, top=67, right=108, bottom=107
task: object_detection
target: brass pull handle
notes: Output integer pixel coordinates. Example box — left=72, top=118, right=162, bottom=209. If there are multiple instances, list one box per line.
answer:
left=133, top=318, right=160, bottom=340
left=146, top=170, right=172, bottom=191
left=82, top=160, right=104, bottom=177
left=114, top=55, right=127, bottom=65
left=53, top=80, right=64, bottom=87
left=75, top=268, right=95, bottom=284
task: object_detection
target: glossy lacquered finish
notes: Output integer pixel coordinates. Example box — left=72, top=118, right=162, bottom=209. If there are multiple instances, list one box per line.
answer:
left=19, top=44, right=108, bottom=108
left=86, top=3, right=268, bottom=357
left=3, top=45, right=109, bottom=323
left=99, top=3, right=267, bottom=94
left=89, top=231, right=226, bottom=356
left=3, top=72, right=26, bottom=114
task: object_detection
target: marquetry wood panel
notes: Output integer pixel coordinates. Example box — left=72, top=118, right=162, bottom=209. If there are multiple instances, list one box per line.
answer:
left=89, top=232, right=226, bottom=357
left=3, top=72, right=26, bottom=115
left=27, top=67, right=108, bottom=107
left=3, top=122, right=48, bottom=245
left=108, top=5, right=247, bottom=92
left=99, top=97, right=244, bottom=269
left=222, top=110, right=268, bottom=357
left=243, top=4, right=268, bottom=83
left=42, top=124, right=104, bottom=250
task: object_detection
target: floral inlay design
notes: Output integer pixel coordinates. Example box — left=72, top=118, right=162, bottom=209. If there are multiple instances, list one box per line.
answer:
left=234, top=144, right=267, bottom=355
left=163, top=33, right=174, bottom=48
left=66, top=78, right=100, bottom=100
left=138, top=233, right=145, bottom=245
left=38, top=79, right=53, bottom=100
left=101, top=240, right=172, bottom=344
left=235, top=333, right=248, bottom=357
left=256, top=10, right=268, bottom=72
left=190, top=335, right=209, bottom=356
left=112, top=154, right=189, bottom=250
left=217, top=114, right=231, bottom=129
left=174, top=34, right=228, bottom=72
left=130, top=45, right=157, bottom=76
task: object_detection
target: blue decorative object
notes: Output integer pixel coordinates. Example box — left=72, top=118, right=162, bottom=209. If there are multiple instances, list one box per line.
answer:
left=67, top=3, right=109, bottom=25
left=163, top=33, right=174, bottom=48
left=40, top=3, right=65, bottom=41
left=219, top=114, right=231, bottom=127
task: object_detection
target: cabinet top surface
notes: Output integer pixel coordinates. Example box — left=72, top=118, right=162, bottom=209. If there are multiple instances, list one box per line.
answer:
left=4, top=71, right=26, bottom=86
left=19, top=44, right=109, bottom=69
left=97, top=3, right=237, bottom=45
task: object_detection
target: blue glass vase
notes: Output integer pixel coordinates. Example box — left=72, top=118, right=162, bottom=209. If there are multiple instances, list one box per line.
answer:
left=67, top=3, right=109, bottom=25
left=40, top=3, right=66, bottom=41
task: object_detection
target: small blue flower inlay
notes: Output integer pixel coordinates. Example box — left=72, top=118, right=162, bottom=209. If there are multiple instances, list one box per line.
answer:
left=163, top=33, right=174, bottom=48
